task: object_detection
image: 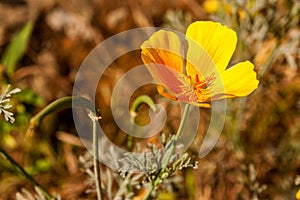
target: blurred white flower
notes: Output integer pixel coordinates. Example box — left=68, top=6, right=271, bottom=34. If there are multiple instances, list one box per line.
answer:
left=0, top=85, right=21, bottom=123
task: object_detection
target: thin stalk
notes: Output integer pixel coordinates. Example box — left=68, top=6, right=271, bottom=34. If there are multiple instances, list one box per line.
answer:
left=0, top=148, right=53, bottom=199
left=143, top=103, right=190, bottom=200
left=90, top=113, right=103, bottom=200
left=163, top=103, right=190, bottom=167
left=175, top=104, right=190, bottom=139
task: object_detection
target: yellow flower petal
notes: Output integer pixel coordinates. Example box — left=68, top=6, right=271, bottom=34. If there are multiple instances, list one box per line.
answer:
left=185, top=36, right=218, bottom=82
left=212, top=61, right=258, bottom=99
left=186, top=21, right=237, bottom=72
left=141, top=30, right=183, bottom=73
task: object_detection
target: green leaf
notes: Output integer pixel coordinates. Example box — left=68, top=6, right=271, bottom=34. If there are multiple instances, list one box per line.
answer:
left=1, top=21, right=34, bottom=77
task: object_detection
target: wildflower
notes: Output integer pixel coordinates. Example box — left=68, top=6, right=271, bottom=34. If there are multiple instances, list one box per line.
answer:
left=203, top=0, right=219, bottom=13
left=141, top=21, right=259, bottom=107
left=0, top=85, right=21, bottom=123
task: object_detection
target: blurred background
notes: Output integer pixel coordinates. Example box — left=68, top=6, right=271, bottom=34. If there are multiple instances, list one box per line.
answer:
left=0, top=0, right=300, bottom=199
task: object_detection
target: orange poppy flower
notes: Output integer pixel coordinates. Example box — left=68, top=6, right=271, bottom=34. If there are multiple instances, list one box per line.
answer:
left=141, top=21, right=259, bottom=107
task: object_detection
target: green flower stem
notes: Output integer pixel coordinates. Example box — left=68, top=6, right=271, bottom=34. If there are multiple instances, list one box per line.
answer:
left=163, top=103, right=190, bottom=167
left=89, top=113, right=103, bottom=200
left=0, top=148, right=53, bottom=199
left=143, top=103, right=190, bottom=200
left=128, top=95, right=158, bottom=150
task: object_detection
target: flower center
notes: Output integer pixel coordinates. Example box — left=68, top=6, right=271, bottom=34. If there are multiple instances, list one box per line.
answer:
left=190, top=73, right=215, bottom=102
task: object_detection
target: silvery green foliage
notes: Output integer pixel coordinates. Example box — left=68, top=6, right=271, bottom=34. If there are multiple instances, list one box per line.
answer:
left=15, top=187, right=61, bottom=200
left=79, top=133, right=197, bottom=199
left=119, top=133, right=198, bottom=179
left=119, top=133, right=198, bottom=198
left=0, top=84, right=21, bottom=123
left=79, top=151, right=143, bottom=200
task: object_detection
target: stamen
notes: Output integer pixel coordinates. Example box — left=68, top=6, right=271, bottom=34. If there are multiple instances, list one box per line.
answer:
left=194, top=74, right=206, bottom=89
left=192, top=73, right=216, bottom=103
left=195, top=74, right=200, bottom=82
